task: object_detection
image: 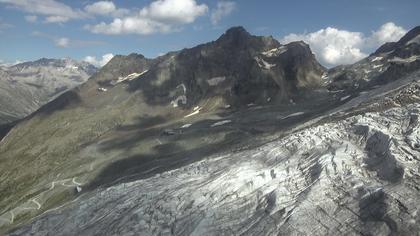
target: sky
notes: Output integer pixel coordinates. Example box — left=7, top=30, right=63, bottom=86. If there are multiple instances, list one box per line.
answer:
left=0, top=0, right=419, bottom=67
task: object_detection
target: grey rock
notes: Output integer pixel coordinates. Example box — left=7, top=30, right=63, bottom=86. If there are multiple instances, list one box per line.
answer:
left=0, top=58, right=97, bottom=125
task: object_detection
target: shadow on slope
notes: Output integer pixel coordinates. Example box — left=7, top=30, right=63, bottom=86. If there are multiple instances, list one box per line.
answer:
left=86, top=93, right=341, bottom=191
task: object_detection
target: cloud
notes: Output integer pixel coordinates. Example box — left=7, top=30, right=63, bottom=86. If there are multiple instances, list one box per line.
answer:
left=139, top=0, right=208, bottom=24
left=84, top=53, right=114, bottom=67
left=211, top=1, right=236, bottom=25
left=0, top=0, right=86, bottom=23
left=281, top=27, right=367, bottom=66
left=0, top=59, right=25, bottom=67
left=2, top=0, right=208, bottom=30
left=0, top=18, right=13, bottom=32
left=280, top=22, right=407, bottom=67
left=44, top=15, right=71, bottom=23
left=367, top=22, right=407, bottom=47
left=85, top=1, right=115, bottom=15
left=24, top=15, right=37, bottom=23
left=54, top=37, right=70, bottom=48
left=84, top=1, right=129, bottom=17
left=33, top=31, right=106, bottom=48
left=86, top=17, right=171, bottom=35
left=86, top=0, right=208, bottom=35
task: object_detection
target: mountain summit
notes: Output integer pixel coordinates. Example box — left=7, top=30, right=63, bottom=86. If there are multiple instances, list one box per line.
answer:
left=217, top=26, right=252, bottom=41
left=123, top=26, right=325, bottom=108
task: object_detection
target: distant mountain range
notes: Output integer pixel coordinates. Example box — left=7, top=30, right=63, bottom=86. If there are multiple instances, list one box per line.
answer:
left=0, top=58, right=97, bottom=125
left=1, top=26, right=420, bottom=235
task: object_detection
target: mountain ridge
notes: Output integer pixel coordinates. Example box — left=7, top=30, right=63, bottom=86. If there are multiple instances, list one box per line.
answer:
left=0, top=58, right=97, bottom=125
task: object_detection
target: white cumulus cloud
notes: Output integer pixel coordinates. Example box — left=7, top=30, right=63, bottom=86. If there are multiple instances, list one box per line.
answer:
left=84, top=1, right=129, bottom=17
left=367, top=22, right=407, bottom=47
left=0, top=0, right=86, bottom=23
left=86, top=0, right=208, bottom=35
left=85, top=1, right=115, bottom=15
left=139, top=0, right=208, bottom=24
left=84, top=53, right=114, bottom=67
left=280, top=22, right=407, bottom=67
left=281, top=27, right=367, bottom=66
left=211, top=1, right=236, bottom=25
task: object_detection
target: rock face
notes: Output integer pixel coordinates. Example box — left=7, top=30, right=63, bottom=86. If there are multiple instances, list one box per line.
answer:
left=77, top=26, right=324, bottom=110
left=0, top=58, right=97, bottom=125
left=135, top=26, right=324, bottom=108
left=0, top=26, right=420, bottom=235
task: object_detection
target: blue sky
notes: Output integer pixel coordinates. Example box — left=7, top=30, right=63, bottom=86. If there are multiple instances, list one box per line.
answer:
left=0, top=0, right=419, bottom=67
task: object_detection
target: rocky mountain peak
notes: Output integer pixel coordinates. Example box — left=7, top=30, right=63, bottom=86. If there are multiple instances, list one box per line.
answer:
left=118, top=26, right=324, bottom=109
left=217, top=26, right=251, bottom=41
left=282, top=41, right=313, bottom=57
left=8, top=58, right=97, bottom=75
left=89, top=53, right=152, bottom=84
left=214, top=26, right=280, bottom=52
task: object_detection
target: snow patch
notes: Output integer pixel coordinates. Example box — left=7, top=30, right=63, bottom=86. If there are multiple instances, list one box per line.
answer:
left=177, top=84, right=187, bottom=94
left=171, top=84, right=188, bottom=107
left=180, top=123, right=192, bottom=129
left=211, top=120, right=232, bottom=127
left=112, top=70, right=148, bottom=85
left=171, top=95, right=187, bottom=108
left=281, top=112, right=305, bottom=119
left=371, top=57, right=383, bottom=62
left=388, top=56, right=419, bottom=64
left=255, top=57, right=276, bottom=70
left=207, top=76, right=226, bottom=86
left=184, top=107, right=202, bottom=118
left=340, top=95, right=351, bottom=101
left=261, top=46, right=287, bottom=57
